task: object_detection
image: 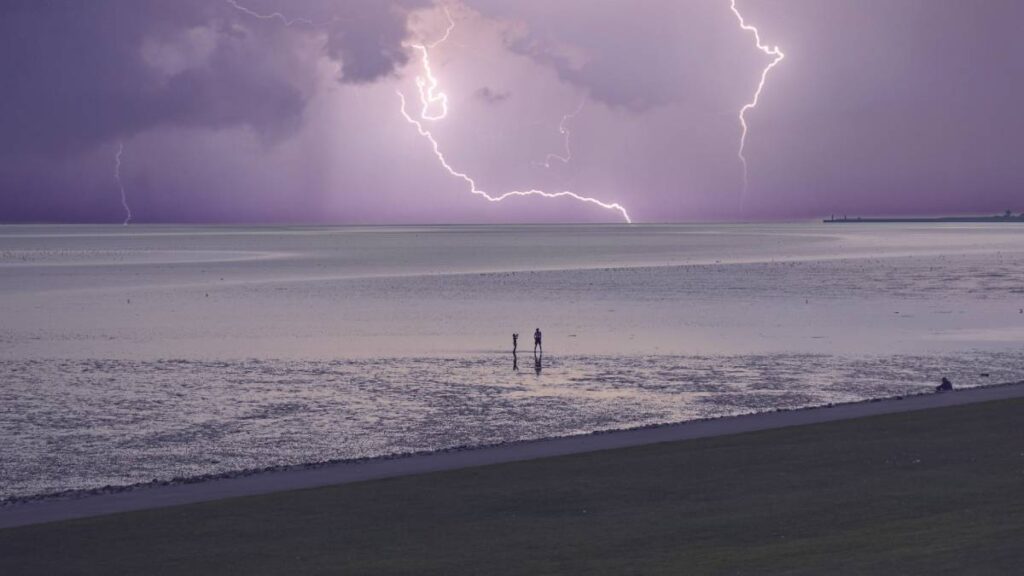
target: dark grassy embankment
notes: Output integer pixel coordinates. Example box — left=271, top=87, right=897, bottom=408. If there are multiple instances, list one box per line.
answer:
left=2, top=398, right=1023, bottom=575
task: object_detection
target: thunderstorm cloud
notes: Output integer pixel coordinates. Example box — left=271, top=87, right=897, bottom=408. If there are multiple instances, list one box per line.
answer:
left=0, top=0, right=1022, bottom=223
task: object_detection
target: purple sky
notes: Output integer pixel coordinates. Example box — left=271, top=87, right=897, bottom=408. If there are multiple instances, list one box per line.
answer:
left=1, top=0, right=1022, bottom=224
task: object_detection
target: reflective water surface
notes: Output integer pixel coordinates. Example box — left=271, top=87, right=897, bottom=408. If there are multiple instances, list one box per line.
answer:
left=2, top=224, right=1023, bottom=499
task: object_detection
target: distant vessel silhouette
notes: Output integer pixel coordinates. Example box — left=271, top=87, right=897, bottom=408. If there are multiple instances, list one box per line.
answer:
left=824, top=210, right=1024, bottom=224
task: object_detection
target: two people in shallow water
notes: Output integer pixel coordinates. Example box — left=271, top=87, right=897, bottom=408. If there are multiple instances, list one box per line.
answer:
left=512, top=328, right=542, bottom=374
left=512, top=329, right=542, bottom=353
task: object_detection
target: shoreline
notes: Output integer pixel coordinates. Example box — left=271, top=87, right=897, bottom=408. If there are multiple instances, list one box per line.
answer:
left=2, top=380, right=1023, bottom=529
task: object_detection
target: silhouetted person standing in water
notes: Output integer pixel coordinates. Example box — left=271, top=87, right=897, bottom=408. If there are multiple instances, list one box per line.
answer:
left=534, top=328, right=542, bottom=353
left=512, top=333, right=519, bottom=353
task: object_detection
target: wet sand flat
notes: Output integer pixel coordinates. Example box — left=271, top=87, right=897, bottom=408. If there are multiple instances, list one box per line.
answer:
left=2, top=381, right=1021, bottom=529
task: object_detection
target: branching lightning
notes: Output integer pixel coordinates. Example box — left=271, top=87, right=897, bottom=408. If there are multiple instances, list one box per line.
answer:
left=409, top=8, right=455, bottom=122
left=538, top=99, right=585, bottom=169
left=114, top=142, right=132, bottom=226
left=398, top=93, right=631, bottom=222
left=729, top=0, right=784, bottom=208
left=399, top=7, right=631, bottom=223
left=224, top=0, right=313, bottom=27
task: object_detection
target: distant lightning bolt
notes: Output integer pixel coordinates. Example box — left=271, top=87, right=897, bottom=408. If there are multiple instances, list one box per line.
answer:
left=114, top=142, right=132, bottom=226
left=539, top=99, right=585, bottom=169
left=729, top=0, right=784, bottom=208
left=224, top=0, right=313, bottom=26
left=400, top=8, right=631, bottom=223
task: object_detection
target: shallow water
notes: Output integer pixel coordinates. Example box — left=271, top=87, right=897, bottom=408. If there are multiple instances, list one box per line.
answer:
left=1, top=224, right=1023, bottom=499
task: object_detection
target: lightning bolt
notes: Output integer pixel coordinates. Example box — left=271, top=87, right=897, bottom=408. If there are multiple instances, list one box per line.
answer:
left=224, top=1, right=629, bottom=222
left=399, top=7, right=631, bottom=223
left=224, top=0, right=313, bottom=26
left=729, top=0, right=784, bottom=209
left=114, top=142, right=132, bottom=226
left=538, top=99, right=585, bottom=169
left=397, top=93, right=631, bottom=223
left=409, top=7, right=455, bottom=122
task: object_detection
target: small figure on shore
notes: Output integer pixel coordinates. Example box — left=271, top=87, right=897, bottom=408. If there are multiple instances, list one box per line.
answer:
left=936, top=377, right=953, bottom=392
left=534, top=328, right=542, bottom=353
left=512, top=333, right=519, bottom=353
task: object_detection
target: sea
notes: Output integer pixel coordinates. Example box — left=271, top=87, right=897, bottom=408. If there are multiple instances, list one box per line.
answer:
left=1, top=223, right=1023, bottom=500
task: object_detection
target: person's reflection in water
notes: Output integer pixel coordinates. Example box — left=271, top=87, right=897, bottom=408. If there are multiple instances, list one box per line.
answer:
left=534, top=351, right=542, bottom=376
left=513, top=351, right=519, bottom=372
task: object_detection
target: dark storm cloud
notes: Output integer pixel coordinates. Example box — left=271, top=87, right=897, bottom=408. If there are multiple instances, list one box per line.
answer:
left=323, top=0, right=429, bottom=84
left=466, top=0, right=741, bottom=112
left=3, top=0, right=1024, bottom=224
left=0, top=0, right=423, bottom=156
left=0, top=1, right=294, bottom=155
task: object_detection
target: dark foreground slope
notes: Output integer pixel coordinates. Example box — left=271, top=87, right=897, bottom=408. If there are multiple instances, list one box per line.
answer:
left=3, top=398, right=1023, bottom=575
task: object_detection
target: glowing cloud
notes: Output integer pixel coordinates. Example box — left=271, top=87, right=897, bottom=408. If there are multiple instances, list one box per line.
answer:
left=729, top=0, right=785, bottom=208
